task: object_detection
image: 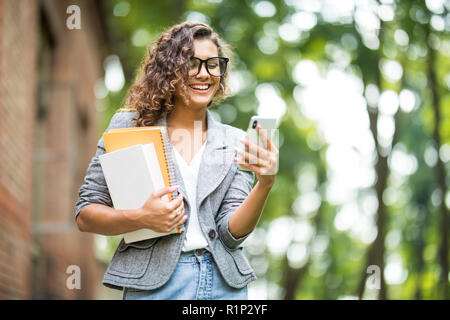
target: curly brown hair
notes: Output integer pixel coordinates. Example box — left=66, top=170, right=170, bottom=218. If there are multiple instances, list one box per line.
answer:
left=118, top=22, right=232, bottom=127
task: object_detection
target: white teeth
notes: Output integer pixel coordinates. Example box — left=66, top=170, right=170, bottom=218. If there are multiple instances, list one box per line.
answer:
left=190, top=85, right=209, bottom=90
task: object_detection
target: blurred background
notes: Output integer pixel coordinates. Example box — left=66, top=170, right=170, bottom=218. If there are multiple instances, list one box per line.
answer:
left=0, top=0, right=449, bottom=300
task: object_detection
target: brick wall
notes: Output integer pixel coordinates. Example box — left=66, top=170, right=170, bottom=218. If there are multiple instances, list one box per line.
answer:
left=0, top=0, right=107, bottom=299
left=0, top=0, right=38, bottom=300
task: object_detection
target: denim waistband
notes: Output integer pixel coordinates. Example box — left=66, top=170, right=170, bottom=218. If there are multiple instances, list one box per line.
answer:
left=179, top=248, right=212, bottom=262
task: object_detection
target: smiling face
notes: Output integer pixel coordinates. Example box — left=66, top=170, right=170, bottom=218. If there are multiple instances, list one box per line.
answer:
left=175, top=38, right=221, bottom=110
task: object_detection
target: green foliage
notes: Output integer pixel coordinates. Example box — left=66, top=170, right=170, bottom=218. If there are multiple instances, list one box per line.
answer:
left=96, top=0, right=450, bottom=299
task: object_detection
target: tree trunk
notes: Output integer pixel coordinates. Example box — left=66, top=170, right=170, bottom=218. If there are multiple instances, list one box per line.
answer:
left=282, top=260, right=310, bottom=300
left=426, top=28, right=449, bottom=300
left=354, top=5, right=389, bottom=298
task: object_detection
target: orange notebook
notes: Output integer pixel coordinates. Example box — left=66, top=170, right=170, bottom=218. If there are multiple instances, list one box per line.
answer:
left=103, top=126, right=177, bottom=202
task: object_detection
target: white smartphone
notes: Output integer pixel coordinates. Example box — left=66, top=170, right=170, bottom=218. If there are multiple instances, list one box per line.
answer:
left=238, top=116, right=278, bottom=171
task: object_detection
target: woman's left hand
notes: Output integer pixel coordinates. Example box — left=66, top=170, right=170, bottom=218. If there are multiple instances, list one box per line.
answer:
left=234, top=124, right=279, bottom=188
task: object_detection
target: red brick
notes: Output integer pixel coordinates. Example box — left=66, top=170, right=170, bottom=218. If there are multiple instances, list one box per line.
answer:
left=0, top=0, right=106, bottom=299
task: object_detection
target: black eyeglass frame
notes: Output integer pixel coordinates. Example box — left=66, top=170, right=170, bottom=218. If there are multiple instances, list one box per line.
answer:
left=189, top=56, right=229, bottom=77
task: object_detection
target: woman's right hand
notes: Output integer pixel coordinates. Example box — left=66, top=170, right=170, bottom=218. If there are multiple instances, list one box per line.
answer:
left=137, top=185, right=187, bottom=233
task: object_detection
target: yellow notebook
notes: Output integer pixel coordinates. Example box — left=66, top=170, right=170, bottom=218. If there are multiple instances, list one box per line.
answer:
left=103, top=126, right=177, bottom=202
left=102, top=126, right=183, bottom=240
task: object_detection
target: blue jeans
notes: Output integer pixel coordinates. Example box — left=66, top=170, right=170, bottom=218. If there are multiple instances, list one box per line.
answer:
left=122, top=249, right=248, bottom=300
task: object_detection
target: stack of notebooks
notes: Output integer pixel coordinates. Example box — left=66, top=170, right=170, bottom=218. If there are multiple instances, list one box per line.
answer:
left=99, top=126, right=184, bottom=244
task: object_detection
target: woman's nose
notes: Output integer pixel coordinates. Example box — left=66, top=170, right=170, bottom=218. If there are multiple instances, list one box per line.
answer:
left=197, top=63, right=209, bottom=77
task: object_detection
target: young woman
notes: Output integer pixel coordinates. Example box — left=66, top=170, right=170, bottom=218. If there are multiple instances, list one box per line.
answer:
left=75, top=22, right=278, bottom=300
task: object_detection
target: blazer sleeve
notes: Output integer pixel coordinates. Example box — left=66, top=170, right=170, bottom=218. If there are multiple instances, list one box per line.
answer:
left=74, top=135, right=111, bottom=220
left=216, top=165, right=255, bottom=251
left=74, top=113, right=131, bottom=220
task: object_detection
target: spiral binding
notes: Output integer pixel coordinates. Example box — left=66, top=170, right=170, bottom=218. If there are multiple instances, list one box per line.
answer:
left=160, top=127, right=184, bottom=233
left=161, top=128, right=176, bottom=199
left=160, top=127, right=177, bottom=196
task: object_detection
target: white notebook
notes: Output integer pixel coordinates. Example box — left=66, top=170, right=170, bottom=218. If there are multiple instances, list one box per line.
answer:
left=99, top=143, right=181, bottom=244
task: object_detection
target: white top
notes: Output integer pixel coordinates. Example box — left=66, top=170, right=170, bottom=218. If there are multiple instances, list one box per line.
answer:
left=173, top=142, right=209, bottom=252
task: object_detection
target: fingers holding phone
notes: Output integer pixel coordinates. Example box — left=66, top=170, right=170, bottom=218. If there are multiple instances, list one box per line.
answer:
left=235, top=116, right=279, bottom=186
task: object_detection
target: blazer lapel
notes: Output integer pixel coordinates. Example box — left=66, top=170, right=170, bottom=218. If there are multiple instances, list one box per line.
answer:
left=196, top=110, right=234, bottom=208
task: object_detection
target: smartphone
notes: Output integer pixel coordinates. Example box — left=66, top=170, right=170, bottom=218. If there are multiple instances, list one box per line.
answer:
left=238, top=116, right=278, bottom=171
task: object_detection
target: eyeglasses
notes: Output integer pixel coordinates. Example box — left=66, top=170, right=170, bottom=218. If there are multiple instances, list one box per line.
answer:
left=188, top=56, right=229, bottom=77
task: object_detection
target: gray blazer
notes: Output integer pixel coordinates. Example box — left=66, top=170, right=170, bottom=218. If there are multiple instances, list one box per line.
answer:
left=74, top=110, right=257, bottom=291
